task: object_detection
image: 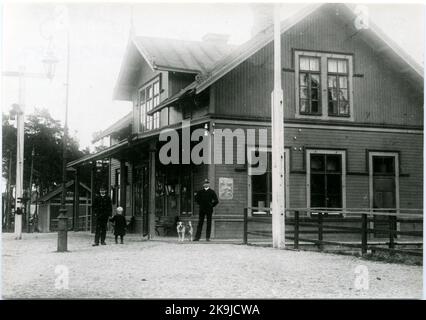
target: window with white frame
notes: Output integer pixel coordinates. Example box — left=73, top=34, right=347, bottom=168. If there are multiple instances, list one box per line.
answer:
left=247, top=147, right=290, bottom=216
left=306, top=149, right=346, bottom=213
left=327, top=58, right=349, bottom=116
left=299, top=56, right=321, bottom=115
left=139, top=77, right=161, bottom=131
left=295, top=51, right=353, bottom=121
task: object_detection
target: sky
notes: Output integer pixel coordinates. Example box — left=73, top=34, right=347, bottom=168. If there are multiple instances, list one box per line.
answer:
left=1, top=2, right=424, bottom=151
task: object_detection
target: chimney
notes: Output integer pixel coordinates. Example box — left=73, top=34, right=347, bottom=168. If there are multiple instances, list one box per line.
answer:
left=202, top=33, right=230, bottom=45
left=250, top=3, right=274, bottom=38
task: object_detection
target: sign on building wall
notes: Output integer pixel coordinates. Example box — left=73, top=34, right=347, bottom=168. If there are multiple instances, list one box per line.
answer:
left=218, top=177, right=233, bottom=200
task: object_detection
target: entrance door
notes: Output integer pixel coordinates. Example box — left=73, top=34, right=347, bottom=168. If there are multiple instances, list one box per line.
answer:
left=369, top=153, right=399, bottom=237
left=133, top=165, right=150, bottom=236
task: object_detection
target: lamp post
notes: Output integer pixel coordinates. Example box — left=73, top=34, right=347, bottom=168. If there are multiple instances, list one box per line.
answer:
left=40, top=5, right=70, bottom=252
left=44, top=29, right=70, bottom=252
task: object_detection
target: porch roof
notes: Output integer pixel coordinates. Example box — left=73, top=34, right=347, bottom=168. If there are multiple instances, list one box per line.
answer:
left=92, top=111, right=132, bottom=143
left=37, top=181, right=91, bottom=203
left=67, top=140, right=128, bottom=168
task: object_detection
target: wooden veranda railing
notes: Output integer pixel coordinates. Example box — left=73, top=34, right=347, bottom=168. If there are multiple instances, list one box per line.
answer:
left=243, top=207, right=423, bottom=256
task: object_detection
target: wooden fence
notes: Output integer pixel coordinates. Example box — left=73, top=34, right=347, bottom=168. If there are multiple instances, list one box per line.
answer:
left=243, top=207, right=423, bottom=256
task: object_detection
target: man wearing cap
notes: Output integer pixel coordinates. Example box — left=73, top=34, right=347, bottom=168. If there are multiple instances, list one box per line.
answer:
left=194, top=179, right=219, bottom=241
left=92, top=186, right=112, bottom=246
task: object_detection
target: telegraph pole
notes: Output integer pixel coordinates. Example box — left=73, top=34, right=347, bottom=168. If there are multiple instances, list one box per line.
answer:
left=5, top=151, right=12, bottom=232
left=14, top=66, right=26, bottom=240
left=271, top=5, right=286, bottom=249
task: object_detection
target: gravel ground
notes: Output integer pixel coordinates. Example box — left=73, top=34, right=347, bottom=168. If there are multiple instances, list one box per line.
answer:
left=1, top=232, right=423, bottom=299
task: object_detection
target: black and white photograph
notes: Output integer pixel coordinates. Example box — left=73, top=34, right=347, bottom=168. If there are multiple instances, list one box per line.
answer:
left=0, top=0, right=424, bottom=304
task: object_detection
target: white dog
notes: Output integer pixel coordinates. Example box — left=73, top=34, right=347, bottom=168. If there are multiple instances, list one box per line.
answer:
left=177, top=221, right=186, bottom=242
left=186, top=221, right=193, bottom=241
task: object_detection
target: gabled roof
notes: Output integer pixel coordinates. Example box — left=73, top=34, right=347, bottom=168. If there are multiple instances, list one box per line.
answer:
left=137, top=3, right=424, bottom=114
left=114, top=3, right=423, bottom=116
left=92, top=111, right=132, bottom=143
left=195, top=3, right=423, bottom=93
left=113, top=36, right=235, bottom=101
left=134, top=36, right=235, bottom=73
left=38, top=181, right=91, bottom=203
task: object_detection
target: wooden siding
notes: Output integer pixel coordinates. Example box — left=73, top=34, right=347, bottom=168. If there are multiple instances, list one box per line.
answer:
left=213, top=8, right=423, bottom=127
left=210, top=123, right=423, bottom=218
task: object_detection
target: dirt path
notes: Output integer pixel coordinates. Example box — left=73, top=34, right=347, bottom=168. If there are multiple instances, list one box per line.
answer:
left=1, top=232, right=423, bottom=299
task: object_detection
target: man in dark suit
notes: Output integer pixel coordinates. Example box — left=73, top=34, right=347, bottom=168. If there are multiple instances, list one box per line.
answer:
left=194, top=179, right=219, bottom=241
left=92, top=186, right=112, bottom=246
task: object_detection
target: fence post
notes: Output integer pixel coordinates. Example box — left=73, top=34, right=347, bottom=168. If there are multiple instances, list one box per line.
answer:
left=389, top=214, right=396, bottom=250
left=294, top=211, right=299, bottom=249
left=361, top=213, right=368, bottom=254
left=318, top=212, right=323, bottom=250
left=243, top=207, right=248, bottom=245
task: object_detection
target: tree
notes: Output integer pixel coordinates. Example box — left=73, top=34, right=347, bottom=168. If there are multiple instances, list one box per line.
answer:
left=2, top=108, right=88, bottom=197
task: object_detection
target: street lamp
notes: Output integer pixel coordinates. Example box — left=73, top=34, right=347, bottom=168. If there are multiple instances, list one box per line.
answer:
left=42, top=49, right=59, bottom=81
left=42, top=31, right=70, bottom=252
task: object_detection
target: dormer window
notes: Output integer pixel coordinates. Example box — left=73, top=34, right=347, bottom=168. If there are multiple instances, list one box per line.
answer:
left=139, top=76, right=161, bottom=132
left=295, top=51, right=354, bottom=121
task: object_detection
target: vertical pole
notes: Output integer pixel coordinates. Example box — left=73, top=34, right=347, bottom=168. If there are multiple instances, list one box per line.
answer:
left=6, top=151, right=12, bottom=232
left=294, top=211, right=299, bottom=249
left=14, top=66, right=25, bottom=240
left=27, top=147, right=35, bottom=232
left=271, top=4, right=285, bottom=249
left=73, top=167, right=80, bottom=231
left=389, top=215, right=396, bottom=250
left=318, top=212, right=323, bottom=250
left=90, top=162, right=95, bottom=233
left=57, top=30, right=70, bottom=252
left=120, top=160, right=127, bottom=212
left=361, top=213, right=368, bottom=254
left=243, top=207, right=248, bottom=245
left=148, top=141, right=156, bottom=239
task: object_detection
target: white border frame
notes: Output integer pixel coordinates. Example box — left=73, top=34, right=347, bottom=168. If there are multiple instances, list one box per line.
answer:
left=306, top=149, right=347, bottom=215
left=295, top=50, right=354, bottom=122
left=247, top=146, right=290, bottom=217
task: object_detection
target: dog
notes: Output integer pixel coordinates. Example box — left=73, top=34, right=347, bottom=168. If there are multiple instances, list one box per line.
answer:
left=176, top=221, right=186, bottom=242
left=185, top=221, right=193, bottom=241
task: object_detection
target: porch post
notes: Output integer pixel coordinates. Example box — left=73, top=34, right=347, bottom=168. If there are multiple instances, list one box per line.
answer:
left=90, top=162, right=95, bottom=233
left=148, top=141, right=157, bottom=239
left=73, top=167, right=80, bottom=231
left=120, top=159, right=127, bottom=213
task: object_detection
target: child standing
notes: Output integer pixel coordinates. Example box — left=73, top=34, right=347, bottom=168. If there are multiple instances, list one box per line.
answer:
left=109, top=206, right=126, bottom=244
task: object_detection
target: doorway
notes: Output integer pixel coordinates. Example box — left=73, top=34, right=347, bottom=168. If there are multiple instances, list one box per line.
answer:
left=133, top=164, right=149, bottom=236
left=369, top=152, right=399, bottom=237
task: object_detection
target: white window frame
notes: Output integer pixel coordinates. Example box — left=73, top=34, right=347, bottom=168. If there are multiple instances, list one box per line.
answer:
left=295, top=50, right=354, bottom=121
left=138, top=76, right=161, bottom=132
left=368, top=151, right=400, bottom=213
left=306, top=149, right=346, bottom=216
left=247, top=146, right=290, bottom=217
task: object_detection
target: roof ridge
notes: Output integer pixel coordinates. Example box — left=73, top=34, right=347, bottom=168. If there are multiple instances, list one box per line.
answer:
left=195, top=3, right=423, bottom=93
